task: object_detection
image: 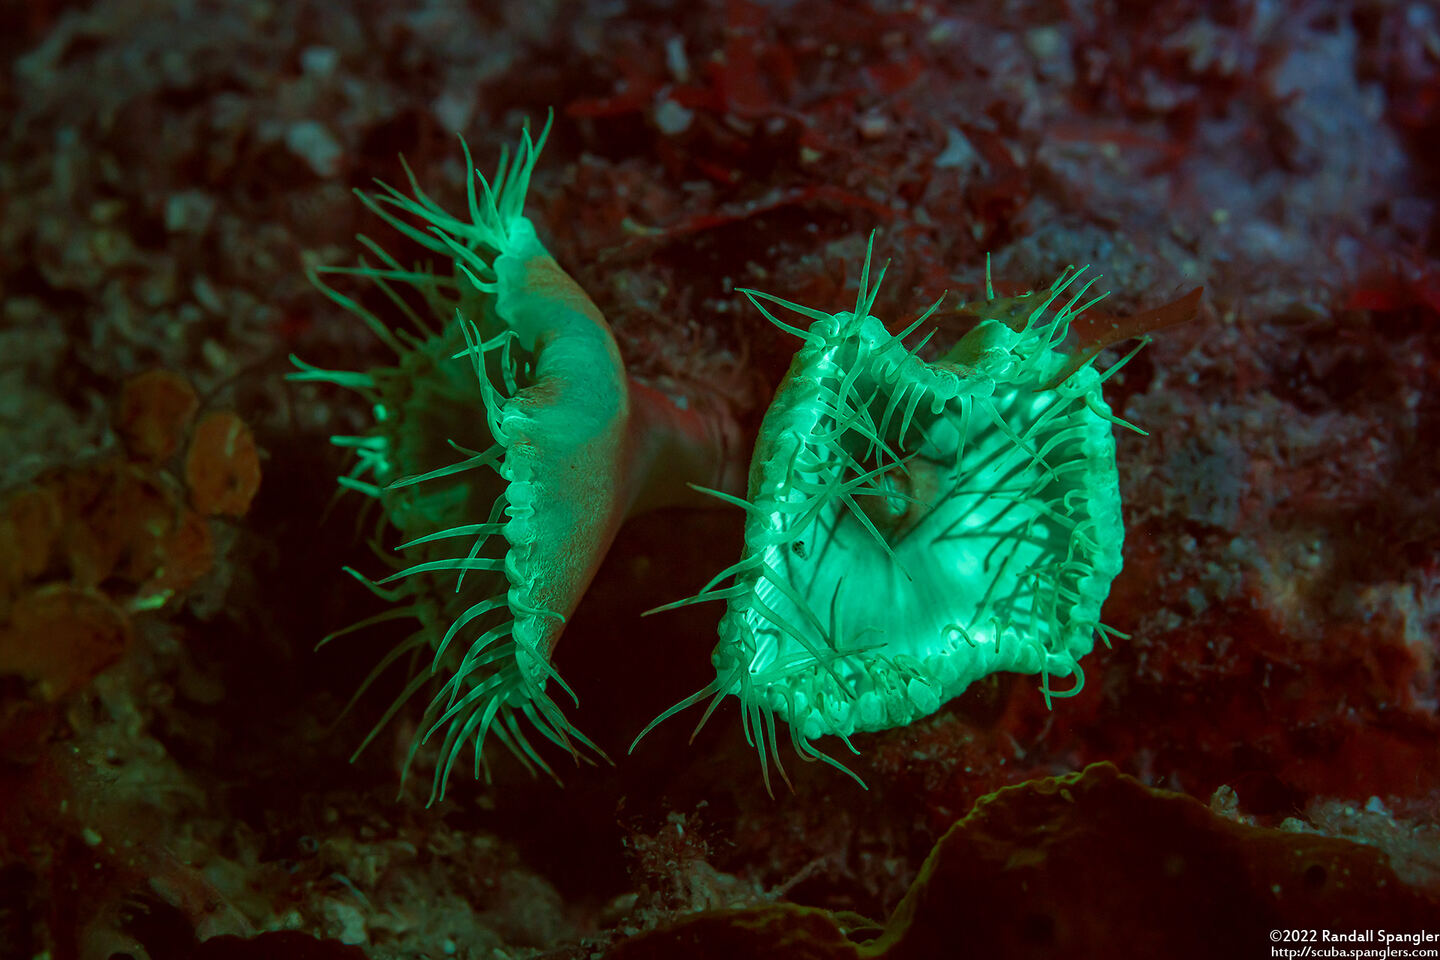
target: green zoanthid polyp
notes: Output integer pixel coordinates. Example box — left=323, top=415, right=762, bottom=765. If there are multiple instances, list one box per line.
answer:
left=634, top=237, right=1138, bottom=791
left=293, top=116, right=744, bottom=802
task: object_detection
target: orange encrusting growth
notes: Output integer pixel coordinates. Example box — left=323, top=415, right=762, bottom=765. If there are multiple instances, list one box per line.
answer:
left=115, top=370, right=200, bottom=463
left=185, top=411, right=262, bottom=517
left=0, top=586, right=132, bottom=701
left=1, top=370, right=256, bottom=751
